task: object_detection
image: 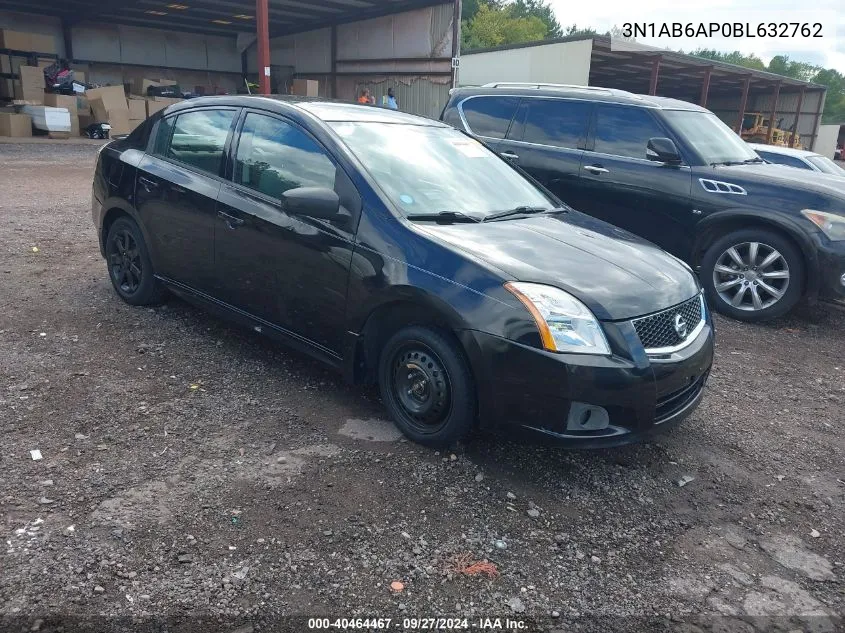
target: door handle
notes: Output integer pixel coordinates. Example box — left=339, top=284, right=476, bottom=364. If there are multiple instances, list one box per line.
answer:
left=500, top=151, right=519, bottom=161
left=584, top=165, right=609, bottom=175
left=138, top=176, right=159, bottom=190
left=218, top=210, right=245, bottom=229
left=171, top=185, right=187, bottom=194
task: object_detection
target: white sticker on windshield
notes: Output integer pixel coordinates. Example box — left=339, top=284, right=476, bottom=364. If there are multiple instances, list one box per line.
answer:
left=449, top=138, right=487, bottom=158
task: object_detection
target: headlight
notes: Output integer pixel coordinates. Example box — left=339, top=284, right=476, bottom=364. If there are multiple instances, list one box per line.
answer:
left=801, top=209, right=845, bottom=241
left=505, top=282, right=611, bottom=355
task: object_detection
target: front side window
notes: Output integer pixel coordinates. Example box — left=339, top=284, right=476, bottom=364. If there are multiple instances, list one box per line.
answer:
left=662, top=110, right=760, bottom=165
left=806, top=155, right=845, bottom=175
left=518, top=99, right=590, bottom=149
left=460, top=96, right=520, bottom=139
left=760, top=152, right=812, bottom=170
left=330, top=122, right=554, bottom=219
left=593, top=105, right=668, bottom=160
left=235, top=112, right=335, bottom=199
left=166, top=109, right=236, bottom=175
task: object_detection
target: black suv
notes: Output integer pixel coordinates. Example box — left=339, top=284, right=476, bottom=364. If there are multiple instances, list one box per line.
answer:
left=92, top=96, right=713, bottom=448
left=441, top=83, right=845, bottom=322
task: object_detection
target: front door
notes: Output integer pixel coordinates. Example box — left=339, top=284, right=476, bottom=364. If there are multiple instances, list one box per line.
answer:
left=213, top=111, right=360, bottom=355
left=575, top=104, right=694, bottom=257
left=497, top=97, right=591, bottom=209
left=135, top=108, right=237, bottom=292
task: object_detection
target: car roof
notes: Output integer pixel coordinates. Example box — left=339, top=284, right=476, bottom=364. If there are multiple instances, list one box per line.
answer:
left=450, top=84, right=708, bottom=111
left=165, top=94, right=447, bottom=126
left=747, top=143, right=820, bottom=159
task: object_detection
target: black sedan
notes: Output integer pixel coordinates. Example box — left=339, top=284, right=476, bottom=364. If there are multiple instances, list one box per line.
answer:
left=92, top=96, right=714, bottom=447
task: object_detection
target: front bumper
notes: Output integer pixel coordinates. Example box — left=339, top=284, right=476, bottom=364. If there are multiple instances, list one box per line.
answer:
left=815, top=236, right=845, bottom=305
left=460, top=319, right=714, bottom=448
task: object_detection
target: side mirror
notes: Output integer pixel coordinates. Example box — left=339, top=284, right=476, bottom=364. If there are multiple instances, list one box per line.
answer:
left=282, top=187, right=340, bottom=220
left=646, top=137, right=682, bottom=165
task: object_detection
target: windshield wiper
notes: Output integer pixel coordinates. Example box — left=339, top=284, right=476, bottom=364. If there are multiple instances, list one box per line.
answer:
left=406, top=211, right=481, bottom=224
left=482, top=206, right=564, bottom=223
left=710, top=157, right=763, bottom=167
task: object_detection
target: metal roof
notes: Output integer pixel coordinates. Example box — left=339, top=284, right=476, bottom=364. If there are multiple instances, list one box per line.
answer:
left=465, top=35, right=826, bottom=95
left=0, top=0, right=449, bottom=38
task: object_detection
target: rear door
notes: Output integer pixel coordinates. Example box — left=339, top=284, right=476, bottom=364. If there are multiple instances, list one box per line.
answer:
left=213, top=110, right=360, bottom=355
left=456, top=95, right=521, bottom=153
left=498, top=97, right=591, bottom=209
left=135, top=108, right=237, bottom=292
left=576, top=104, right=694, bottom=256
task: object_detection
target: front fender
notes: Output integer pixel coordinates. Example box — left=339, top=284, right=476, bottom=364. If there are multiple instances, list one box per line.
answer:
left=695, top=209, right=820, bottom=298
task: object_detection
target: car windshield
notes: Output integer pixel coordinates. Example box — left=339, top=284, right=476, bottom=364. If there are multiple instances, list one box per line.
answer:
left=329, top=122, right=555, bottom=219
left=806, top=155, right=845, bottom=176
left=662, top=110, right=760, bottom=165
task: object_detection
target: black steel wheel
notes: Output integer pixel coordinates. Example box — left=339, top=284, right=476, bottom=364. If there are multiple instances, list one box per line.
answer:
left=378, top=325, right=475, bottom=447
left=104, top=216, right=165, bottom=306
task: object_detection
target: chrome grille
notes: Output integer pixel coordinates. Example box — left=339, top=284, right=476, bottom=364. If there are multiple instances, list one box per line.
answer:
left=632, top=295, right=703, bottom=351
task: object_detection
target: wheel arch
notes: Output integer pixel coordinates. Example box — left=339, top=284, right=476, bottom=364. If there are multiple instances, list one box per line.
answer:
left=693, top=210, right=819, bottom=299
left=99, top=200, right=154, bottom=261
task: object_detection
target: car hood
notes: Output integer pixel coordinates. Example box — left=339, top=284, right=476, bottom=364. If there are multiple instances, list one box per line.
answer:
left=716, top=163, right=845, bottom=197
left=415, top=211, right=700, bottom=321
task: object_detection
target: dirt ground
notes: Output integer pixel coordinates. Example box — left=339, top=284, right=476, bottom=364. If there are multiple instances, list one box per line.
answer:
left=0, top=143, right=843, bottom=633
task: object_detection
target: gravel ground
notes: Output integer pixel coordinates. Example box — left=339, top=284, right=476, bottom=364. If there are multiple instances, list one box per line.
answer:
left=0, top=143, right=843, bottom=633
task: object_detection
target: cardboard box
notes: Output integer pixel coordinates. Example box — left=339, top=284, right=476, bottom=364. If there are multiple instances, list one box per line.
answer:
left=291, top=79, right=319, bottom=97
left=85, top=85, right=127, bottom=112
left=36, top=57, right=53, bottom=68
left=13, top=84, right=44, bottom=103
left=74, top=70, right=86, bottom=84
left=127, top=97, right=146, bottom=119
left=145, top=99, right=169, bottom=117
left=133, top=78, right=161, bottom=96
left=107, top=109, right=131, bottom=135
left=0, top=78, right=14, bottom=99
left=18, top=66, right=44, bottom=89
left=76, top=95, right=90, bottom=115
left=69, top=114, right=80, bottom=137
left=78, top=114, right=94, bottom=132
left=0, top=112, right=32, bottom=137
left=0, top=29, right=32, bottom=51
left=159, top=79, right=178, bottom=86
left=29, top=33, right=56, bottom=54
left=44, top=93, right=78, bottom=114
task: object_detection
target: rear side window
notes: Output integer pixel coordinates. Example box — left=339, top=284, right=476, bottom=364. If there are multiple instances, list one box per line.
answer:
left=593, top=105, right=667, bottom=159
left=166, top=109, right=236, bottom=175
left=517, top=99, right=590, bottom=149
left=460, top=96, right=519, bottom=139
left=234, top=112, right=335, bottom=199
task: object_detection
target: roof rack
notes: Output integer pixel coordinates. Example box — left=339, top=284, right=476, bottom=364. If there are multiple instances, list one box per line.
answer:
left=480, top=82, right=641, bottom=98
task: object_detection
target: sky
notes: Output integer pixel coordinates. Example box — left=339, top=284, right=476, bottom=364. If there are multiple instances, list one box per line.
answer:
left=547, top=0, right=845, bottom=73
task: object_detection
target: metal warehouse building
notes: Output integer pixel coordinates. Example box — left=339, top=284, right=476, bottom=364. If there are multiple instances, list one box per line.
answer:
left=460, top=35, right=828, bottom=151
left=0, top=0, right=461, bottom=119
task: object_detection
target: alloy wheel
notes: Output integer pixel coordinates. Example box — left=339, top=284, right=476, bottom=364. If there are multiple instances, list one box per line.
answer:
left=108, top=229, right=143, bottom=295
left=712, top=241, right=790, bottom=312
left=390, top=343, right=452, bottom=433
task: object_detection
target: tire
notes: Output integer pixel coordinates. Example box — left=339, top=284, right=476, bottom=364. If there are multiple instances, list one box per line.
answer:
left=104, top=216, right=165, bottom=306
left=700, top=228, right=803, bottom=322
left=378, top=325, right=476, bottom=447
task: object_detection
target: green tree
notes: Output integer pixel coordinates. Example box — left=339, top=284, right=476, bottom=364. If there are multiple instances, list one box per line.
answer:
left=691, top=48, right=767, bottom=70
left=510, top=0, right=563, bottom=38
left=462, top=2, right=547, bottom=50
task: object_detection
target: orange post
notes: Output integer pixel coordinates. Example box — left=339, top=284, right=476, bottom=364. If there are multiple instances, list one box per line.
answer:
left=256, top=0, right=271, bottom=94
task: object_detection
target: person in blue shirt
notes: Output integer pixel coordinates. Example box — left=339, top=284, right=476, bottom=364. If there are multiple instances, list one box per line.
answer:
left=386, top=87, right=398, bottom=110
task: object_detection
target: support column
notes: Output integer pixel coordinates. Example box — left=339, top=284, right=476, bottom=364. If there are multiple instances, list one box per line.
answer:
left=810, top=89, right=825, bottom=151
left=61, top=18, right=73, bottom=61
left=330, top=25, right=338, bottom=99
left=699, top=66, right=712, bottom=107
left=649, top=55, right=661, bottom=96
left=734, top=75, right=751, bottom=133
left=256, top=0, right=271, bottom=94
left=451, top=0, right=462, bottom=88
left=789, top=87, right=805, bottom=148
left=766, top=81, right=781, bottom=144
